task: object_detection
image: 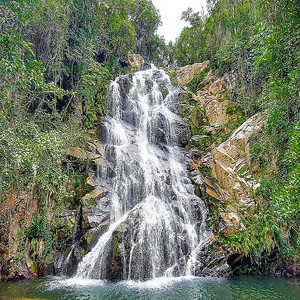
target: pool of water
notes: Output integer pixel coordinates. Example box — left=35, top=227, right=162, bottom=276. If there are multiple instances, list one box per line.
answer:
left=0, top=276, right=299, bottom=300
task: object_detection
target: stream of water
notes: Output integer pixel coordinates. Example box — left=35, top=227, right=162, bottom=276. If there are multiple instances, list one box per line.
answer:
left=75, top=67, right=207, bottom=280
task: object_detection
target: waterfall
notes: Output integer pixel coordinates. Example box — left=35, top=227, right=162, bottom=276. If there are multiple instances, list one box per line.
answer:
left=75, top=67, right=207, bottom=281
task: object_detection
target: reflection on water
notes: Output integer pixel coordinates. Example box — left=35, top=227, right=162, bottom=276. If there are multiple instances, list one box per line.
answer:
left=0, top=277, right=299, bottom=300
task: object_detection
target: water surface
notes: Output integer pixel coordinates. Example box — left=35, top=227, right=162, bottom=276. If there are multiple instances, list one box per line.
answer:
left=0, top=276, right=299, bottom=300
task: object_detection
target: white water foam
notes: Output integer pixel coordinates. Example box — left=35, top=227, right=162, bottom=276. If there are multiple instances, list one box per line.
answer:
left=74, top=67, right=208, bottom=281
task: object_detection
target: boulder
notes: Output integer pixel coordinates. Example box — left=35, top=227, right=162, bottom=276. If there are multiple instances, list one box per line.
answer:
left=128, top=53, right=144, bottom=71
left=173, top=61, right=210, bottom=86
left=66, top=147, right=101, bottom=160
left=208, top=78, right=225, bottom=94
left=82, top=188, right=103, bottom=201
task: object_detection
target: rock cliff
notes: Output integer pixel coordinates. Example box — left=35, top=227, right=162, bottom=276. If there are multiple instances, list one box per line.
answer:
left=0, top=60, right=297, bottom=281
left=172, top=61, right=295, bottom=276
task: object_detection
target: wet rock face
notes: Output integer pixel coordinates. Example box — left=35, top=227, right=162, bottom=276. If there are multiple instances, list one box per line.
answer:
left=96, top=195, right=209, bottom=281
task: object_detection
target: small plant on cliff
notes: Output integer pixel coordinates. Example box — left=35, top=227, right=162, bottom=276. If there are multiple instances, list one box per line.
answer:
left=25, top=213, right=46, bottom=239
left=187, top=69, right=209, bottom=94
left=25, top=213, right=52, bottom=254
left=226, top=205, right=276, bottom=260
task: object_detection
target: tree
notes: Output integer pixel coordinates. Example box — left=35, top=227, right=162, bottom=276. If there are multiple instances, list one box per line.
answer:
left=206, top=0, right=218, bottom=14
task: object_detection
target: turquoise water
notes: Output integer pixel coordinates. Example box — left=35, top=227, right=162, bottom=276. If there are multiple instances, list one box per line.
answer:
left=0, top=276, right=299, bottom=300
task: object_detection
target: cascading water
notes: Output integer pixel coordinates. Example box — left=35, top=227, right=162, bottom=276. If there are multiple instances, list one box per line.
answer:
left=75, top=67, right=207, bottom=281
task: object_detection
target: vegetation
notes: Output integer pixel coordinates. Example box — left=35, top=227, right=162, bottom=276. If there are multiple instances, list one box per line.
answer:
left=0, top=0, right=169, bottom=204
left=174, top=0, right=299, bottom=263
